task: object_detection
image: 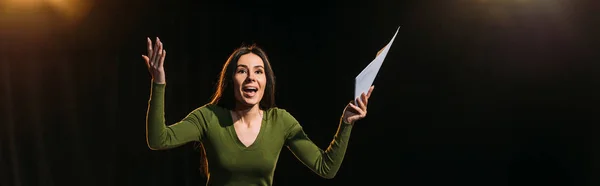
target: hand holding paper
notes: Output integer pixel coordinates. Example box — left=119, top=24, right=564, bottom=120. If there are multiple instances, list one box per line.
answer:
left=343, top=85, right=374, bottom=124
left=343, top=26, right=399, bottom=124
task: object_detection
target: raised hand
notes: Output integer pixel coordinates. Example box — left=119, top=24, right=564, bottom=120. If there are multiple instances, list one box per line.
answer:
left=342, top=85, right=374, bottom=124
left=142, top=37, right=167, bottom=84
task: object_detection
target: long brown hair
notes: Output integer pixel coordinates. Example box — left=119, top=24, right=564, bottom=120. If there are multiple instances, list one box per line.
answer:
left=198, top=44, right=277, bottom=177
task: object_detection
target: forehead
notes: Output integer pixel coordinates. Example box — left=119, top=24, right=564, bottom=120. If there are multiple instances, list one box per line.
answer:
left=237, top=53, right=264, bottom=67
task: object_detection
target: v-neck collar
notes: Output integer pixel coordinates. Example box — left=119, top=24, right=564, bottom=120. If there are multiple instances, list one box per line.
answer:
left=227, top=109, right=270, bottom=151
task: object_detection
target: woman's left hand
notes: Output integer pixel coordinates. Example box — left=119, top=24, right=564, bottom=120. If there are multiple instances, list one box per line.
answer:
left=343, top=85, right=374, bottom=124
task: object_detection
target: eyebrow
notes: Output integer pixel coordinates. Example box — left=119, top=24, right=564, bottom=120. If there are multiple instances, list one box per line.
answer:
left=237, top=64, right=264, bottom=69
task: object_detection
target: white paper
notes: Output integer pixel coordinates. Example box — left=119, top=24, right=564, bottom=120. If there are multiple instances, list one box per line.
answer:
left=354, top=26, right=400, bottom=102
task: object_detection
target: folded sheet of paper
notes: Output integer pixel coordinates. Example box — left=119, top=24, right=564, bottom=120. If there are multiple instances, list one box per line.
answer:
left=354, top=26, right=400, bottom=102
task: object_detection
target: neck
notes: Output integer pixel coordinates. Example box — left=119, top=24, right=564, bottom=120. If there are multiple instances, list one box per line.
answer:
left=233, top=104, right=262, bottom=124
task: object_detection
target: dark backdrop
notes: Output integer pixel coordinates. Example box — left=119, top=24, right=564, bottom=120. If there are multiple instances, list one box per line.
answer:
left=2, top=0, right=599, bottom=185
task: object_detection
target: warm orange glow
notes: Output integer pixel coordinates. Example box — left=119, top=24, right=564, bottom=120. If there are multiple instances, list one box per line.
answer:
left=47, top=0, right=92, bottom=22
left=4, top=0, right=44, bottom=6
left=1, top=0, right=92, bottom=24
left=1, top=0, right=44, bottom=11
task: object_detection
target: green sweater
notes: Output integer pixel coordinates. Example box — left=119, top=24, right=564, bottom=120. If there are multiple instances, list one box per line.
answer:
left=146, top=83, right=354, bottom=186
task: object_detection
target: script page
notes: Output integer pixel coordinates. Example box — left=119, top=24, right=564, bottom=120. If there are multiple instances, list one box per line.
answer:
left=354, top=26, right=400, bottom=102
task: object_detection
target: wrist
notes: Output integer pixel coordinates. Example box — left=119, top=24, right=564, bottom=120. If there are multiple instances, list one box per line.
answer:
left=153, top=79, right=166, bottom=84
left=342, top=117, right=353, bottom=125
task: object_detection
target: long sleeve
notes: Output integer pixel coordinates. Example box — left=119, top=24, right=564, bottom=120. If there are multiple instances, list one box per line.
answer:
left=284, top=113, right=353, bottom=179
left=146, top=82, right=206, bottom=150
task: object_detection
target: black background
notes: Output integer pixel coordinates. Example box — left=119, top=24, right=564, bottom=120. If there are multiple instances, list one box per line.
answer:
left=1, top=0, right=599, bottom=185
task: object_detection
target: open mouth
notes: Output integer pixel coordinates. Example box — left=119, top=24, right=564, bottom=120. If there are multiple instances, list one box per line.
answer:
left=242, top=87, right=258, bottom=94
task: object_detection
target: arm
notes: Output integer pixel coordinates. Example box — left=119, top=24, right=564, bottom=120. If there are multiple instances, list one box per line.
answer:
left=284, top=85, right=374, bottom=179
left=146, top=82, right=205, bottom=150
left=143, top=37, right=206, bottom=150
left=284, top=113, right=353, bottom=179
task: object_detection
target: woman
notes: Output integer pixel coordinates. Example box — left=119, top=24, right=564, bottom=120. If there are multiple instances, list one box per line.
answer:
left=143, top=37, right=374, bottom=186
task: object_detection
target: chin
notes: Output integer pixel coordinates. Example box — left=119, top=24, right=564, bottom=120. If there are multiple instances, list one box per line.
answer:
left=242, top=99, right=261, bottom=107
left=235, top=90, right=263, bottom=108
left=246, top=100, right=260, bottom=105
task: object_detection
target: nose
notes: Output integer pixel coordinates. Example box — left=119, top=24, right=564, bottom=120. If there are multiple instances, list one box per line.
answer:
left=245, top=72, right=256, bottom=82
